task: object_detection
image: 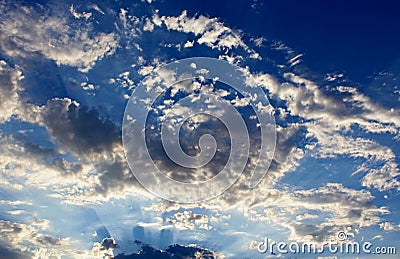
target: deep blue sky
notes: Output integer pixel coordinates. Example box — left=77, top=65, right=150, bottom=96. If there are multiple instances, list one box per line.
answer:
left=156, top=0, right=400, bottom=83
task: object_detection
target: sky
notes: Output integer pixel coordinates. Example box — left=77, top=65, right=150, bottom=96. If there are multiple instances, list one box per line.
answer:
left=0, top=0, right=400, bottom=258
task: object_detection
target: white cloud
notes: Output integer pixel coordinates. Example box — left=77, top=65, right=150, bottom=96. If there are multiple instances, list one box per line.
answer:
left=0, top=4, right=118, bottom=72
left=360, top=161, right=400, bottom=191
left=184, top=40, right=195, bottom=48
left=0, top=220, right=69, bottom=257
left=143, top=18, right=155, bottom=31
left=259, top=183, right=388, bottom=243
left=248, top=69, right=400, bottom=192
left=0, top=219, right=120, bottom=258
left=288, top=53, right=303, bottom=67
left=379, top=222, right=399, bottom=231
left=296, top=213, right=319, bottom=221
left=69, top=4, right=92, bottom=20
left=161, top=10, right=215, bottom=36
left=0, top=61, right=23, bottom=123
left=166, top=211, right=211, bottom=230
left=138, top=65, right=155, bottom=76
left=250, top=37, right=266, bottom=47
left=0, top=200, right=33, bottom=206
left=158, top=10, right=260, bottom=57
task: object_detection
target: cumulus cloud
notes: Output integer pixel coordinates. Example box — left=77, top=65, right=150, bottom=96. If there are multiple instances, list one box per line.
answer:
left=0, top=96, right=143, bottom=205
left=240, top=183, right=389, bottom=244
left=41, top=98, right=120, bottom=154
left=0, top=61, right=24, bottom=123
left=166, top=211, right=211, bottom=230
left=40, top=98, right=143, bottom=198
left=359, top=161, right=400, bottom=191
left=0, top=3, right=118, bottom=72
left=0, top=134, right=79, bottom=189
left=248, top=68, right=400, bottom=192
left=0, top=219, right=125, bottom=258
left=0, top=220, right=69, bottom=257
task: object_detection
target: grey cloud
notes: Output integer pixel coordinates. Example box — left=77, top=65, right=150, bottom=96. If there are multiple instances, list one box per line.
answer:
left=0, top=244, right=28, bottom=259
left=93, top=154, right=138, bottom=196
left=42, top=98, right=120, bottom=155
left=41, top=98, right=142, bottom=197
left=0, top=60, right=23, bottom=123
left=28, top=142, right=83, bottom=176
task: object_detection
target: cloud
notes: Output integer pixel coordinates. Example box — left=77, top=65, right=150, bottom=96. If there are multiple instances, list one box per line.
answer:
left=114, top=243, right=219, bottom=258
left=183, top=40, right=195, bottom=48
left=166, top=211, right=211, bottom=230
left=379, top=222, right=400, bottom=231
left=0, top=220, right=69, bottom=257
left=69, top=4, right=92, bottom=20
left=360, top=161, right=400, bottom=191
left=0, top=244, right=27, bottom=259
left=161, top=11, right=216, bottom=36
left=0, top=96, right=142, bottom=205
left=248, top=68, right=400, bottom=192
left=40, top=98, right=144, bottom=198
left=143, top=18, right=155, bottom=32
left=0, top=3, right=118, bottom=72
left=0, top=61, right=23, bottom=123
left=0, top=134, right=82, bottom=192
left=0, top=219, right=127, bottom=258
left=0, top=200, right=33, bottom=206
left=100, top=237, right=119, bottom=250
left=156, top=10, right=259, bottom=57
left=250, top=70, right=400, bottom=135
left=41, top=98, right=120, bottom=154
left=242, top=183, right=389, bottom=244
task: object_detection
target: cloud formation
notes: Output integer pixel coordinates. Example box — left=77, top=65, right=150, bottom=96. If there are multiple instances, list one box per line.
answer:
left=0, top=2, right=118, bottom=72
left=0, top=0, right=399, bottom=256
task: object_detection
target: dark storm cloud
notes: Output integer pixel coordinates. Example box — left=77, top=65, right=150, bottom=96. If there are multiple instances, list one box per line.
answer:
left=101, top=237, right=119, bottom=250
left=93, top=157, right=138, bottom=195
left=42, top=99, right=120, bottom=154
left=114, top=243, right=217, bottom=259
left=0, top=244, right=28, bottom=259
left=40, top=98, right=140, bottom=196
